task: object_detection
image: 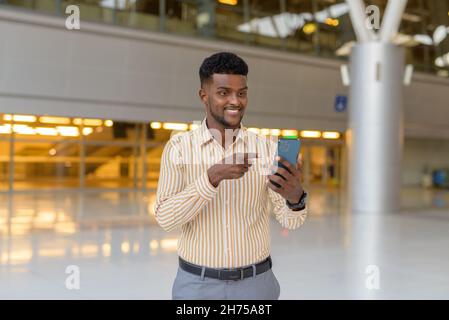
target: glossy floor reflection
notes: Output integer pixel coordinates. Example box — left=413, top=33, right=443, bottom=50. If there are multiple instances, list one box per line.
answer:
left=1, top=187, right=449, bottom=299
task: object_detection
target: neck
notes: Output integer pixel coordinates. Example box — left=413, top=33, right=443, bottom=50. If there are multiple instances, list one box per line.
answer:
left=205, top=116, right=241, bottom=148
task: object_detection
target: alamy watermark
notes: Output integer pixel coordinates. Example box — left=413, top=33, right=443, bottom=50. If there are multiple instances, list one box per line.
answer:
left=65, top=265, right=80, bottom=290
left=365, top=5, right=380, bottom=30
left=65, top=5, right=80, bottom=30
left=365, top=264, right=380, bottom=290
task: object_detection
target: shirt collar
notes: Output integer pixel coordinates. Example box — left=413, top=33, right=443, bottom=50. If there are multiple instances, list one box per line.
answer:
left=196, top=116, right=247, bottom=147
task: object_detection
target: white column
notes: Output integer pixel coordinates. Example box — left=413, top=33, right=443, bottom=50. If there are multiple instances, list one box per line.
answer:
left=347, top=42, right=405, bottom=213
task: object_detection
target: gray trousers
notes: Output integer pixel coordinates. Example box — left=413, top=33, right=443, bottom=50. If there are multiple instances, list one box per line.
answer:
left=172, top=266, right=281, bottom=300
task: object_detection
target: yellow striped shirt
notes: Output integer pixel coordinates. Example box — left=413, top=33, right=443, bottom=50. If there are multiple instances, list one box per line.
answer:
left=154, top=117, right=307, bottom=268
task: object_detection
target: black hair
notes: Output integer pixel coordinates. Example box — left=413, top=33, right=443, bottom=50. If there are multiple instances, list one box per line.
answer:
left=199, top=52, right=248, bottom=86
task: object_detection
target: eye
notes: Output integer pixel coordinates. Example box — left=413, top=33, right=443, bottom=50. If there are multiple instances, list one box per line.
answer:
left=218, top=91, right=228, bottom=96
left=238, top=91, right=247, bottom=97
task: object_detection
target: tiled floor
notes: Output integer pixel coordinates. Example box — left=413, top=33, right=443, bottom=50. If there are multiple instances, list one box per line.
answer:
left=0, top=187, right=448, bottom=299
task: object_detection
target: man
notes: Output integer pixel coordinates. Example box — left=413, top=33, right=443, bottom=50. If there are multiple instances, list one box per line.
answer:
left=154, top=52, right=307, bottom=300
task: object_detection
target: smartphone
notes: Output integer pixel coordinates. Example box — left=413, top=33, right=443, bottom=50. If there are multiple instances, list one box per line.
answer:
left=270, top=138, right=301, bottom=188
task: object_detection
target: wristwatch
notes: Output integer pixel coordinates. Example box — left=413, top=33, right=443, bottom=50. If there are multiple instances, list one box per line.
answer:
left=286, top=191, right=307, bottom=211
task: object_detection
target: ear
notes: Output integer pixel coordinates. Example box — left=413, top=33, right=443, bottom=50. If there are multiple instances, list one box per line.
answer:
left=199, top=87, right=208, bottom=106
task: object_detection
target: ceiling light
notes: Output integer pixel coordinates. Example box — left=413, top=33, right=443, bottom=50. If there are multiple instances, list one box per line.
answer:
left=300, top=130, right=321, bottom=138
left=150, top=122, right=162, bottom=129
left=40, top=116, right=71, bottom=125
left=260, top=128, right=271, bottom=135
left=13, top=115, right=37, bottom=122
left=82, top=127, right=93, bottom=135
left=83, top=119, right=103, bottom=126
left=57, top=126, right=79, bottom=137
left=281, top=129, right=298, bottom=138
left=303, top=23, right=316, bottom=35
left=13, top=125, right=35, bottom=135
left=322, top=131, right=340, bottom=139
left=218, top=0, right=237, bottom=5
left=35, top=127, right=58, bottom=136
left=248, top=128, right=260, bottom=134
left=0, top=125, right=11, bottom=134
left=162, top=123, right=189, bottom=131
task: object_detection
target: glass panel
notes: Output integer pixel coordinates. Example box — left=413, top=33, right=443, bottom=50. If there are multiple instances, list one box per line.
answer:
left=309, top=145, right=326, bottom=184
left=4, top=0, right=58, bottom=15
left=0, top=114, right=11, bottom=191
left=145, top=123, right=177, bottom=190
left=216, top=0, right=246, bottom=44
left=283, top=0, right=316, bottom=53
left=84, top=120, right=137, bottom=144
left=13, top=140, right=80, bottom=190
left=116, top=0, right=160, bottom=31
left=165, top=0, right=198, bottom=36
left=0, top=139, right=9, bottom=191
left=399, top=0, right=449, bottom=75
left=61, top=0, right=115, bottom=25
left=247, top=0, right=284, bottom=50
left=85, top=145, right=138, bottom=188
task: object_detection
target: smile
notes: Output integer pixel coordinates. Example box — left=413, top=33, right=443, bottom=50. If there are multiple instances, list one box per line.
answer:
left=225, top=108, right=241, bottom=115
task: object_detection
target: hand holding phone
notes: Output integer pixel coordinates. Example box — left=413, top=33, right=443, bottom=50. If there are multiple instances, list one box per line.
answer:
left=267, top=138, right=304, bottom=204
left=270, top=138, right=301, bottom=188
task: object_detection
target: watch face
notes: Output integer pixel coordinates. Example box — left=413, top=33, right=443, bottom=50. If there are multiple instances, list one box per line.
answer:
left=296, top=192, right=307, bottom=207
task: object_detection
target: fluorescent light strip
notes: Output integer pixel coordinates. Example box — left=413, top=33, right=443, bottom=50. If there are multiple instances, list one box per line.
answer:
left=0, top=125, right=12, bottom=134
left=301, top=130, right=321, bottom=138
left=35, top=127, right=58, bottom=136
left=83, top=119, right=103, bottom=126
left=82, top=127, right=93, bottom=135
left=322, top=131, right=340, bottom=139
left=56, top=126, right=79, bottom=137
left=13, top=125, right=35, bottom=135
left=248, top=128, right=260, bottom=134
left=150, top=122, right=162, bottom=129
left=40, top=116, right=71, bottom=125
left=281, top=129, right=298, bottom=137
left=162, top=123, right=189, bottom=131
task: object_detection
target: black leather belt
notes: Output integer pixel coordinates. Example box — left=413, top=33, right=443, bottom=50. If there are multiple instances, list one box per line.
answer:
left=179, top=256, right=272, bottom=281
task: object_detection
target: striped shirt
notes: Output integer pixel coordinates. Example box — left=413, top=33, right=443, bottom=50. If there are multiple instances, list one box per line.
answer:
left=154, top=117, right=307, bottom=268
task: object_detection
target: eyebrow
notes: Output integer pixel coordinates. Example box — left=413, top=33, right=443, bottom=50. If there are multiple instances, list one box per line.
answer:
left=216, top=86, right=248, bottom=90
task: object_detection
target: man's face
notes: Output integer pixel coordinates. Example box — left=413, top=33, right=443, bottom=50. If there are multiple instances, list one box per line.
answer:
left=199, top=74, right=248, bottom=129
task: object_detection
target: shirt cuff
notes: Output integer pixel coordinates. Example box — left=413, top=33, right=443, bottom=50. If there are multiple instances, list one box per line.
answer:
left=284, top=205, right=307, bottom=219
left=194, top=171, right=219, bottom=201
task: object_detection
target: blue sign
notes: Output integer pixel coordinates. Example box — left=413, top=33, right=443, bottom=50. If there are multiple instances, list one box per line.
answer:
left=335, top=95, right=347, bottom=112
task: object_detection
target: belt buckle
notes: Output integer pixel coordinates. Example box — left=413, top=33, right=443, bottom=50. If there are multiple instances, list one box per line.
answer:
left=230, top=269, right=244, bottom=281
left=218, top=269, right=244, bottom=281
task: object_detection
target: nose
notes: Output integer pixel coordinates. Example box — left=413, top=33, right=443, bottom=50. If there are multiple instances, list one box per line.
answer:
left=228, top=93, right=239, bottom=106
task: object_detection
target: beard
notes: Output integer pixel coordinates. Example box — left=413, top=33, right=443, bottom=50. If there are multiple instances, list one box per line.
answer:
left=208, top=98, right=243, bottom=129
